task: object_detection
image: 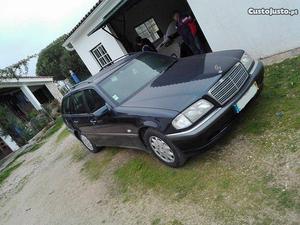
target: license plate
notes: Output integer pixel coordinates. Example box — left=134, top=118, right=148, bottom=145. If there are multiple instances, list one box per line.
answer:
left=233, top=82, right=258, bottom=113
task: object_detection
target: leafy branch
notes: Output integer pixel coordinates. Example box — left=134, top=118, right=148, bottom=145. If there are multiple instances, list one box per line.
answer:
left=0, top=54, right=37, bottom=79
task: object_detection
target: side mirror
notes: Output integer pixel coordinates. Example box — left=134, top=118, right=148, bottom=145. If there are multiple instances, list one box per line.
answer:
left=105, top=103, right=112, bottom=111
left=94, top=104, right=110, bottom=117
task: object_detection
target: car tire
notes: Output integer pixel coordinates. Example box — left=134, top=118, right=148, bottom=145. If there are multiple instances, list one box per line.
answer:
left=143, top=129, right=186, bottom=168
left=80, top=134, right=101, bottom=153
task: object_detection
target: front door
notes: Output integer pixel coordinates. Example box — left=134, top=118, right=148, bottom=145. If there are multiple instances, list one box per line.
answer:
left=83, top=89, right=140, bottom=149
left=82, top=89, right=116, bottom=147
left=70, top=91, right=92, bottom=134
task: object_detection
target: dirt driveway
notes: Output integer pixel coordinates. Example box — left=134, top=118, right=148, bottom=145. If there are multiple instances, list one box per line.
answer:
left=0, top=126, right=217, bottom=225
left=0, top=124, right=299, bottom=225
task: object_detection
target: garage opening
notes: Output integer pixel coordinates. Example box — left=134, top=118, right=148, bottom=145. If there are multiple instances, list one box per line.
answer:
left=90, top=0, right=211, bottom=58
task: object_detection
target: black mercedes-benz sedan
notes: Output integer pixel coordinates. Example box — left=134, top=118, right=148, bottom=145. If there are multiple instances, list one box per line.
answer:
left=61, top=51, right=264, bottom=167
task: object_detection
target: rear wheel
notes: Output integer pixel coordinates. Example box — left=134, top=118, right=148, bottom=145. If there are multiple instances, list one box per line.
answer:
left=144, top=129, right=186, bottom=167
left=80, top=134, right=101, bottom=153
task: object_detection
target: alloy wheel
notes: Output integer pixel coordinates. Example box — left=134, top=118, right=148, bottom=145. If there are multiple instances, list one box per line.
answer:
left=80, top=135, right=94, bottom=151
left=149, top=136, right=175, bottom=163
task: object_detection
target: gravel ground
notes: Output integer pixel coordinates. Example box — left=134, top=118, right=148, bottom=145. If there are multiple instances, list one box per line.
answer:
left=0, top=127, right=218, bottom=225
left=0, top=125, right=299, bottom=225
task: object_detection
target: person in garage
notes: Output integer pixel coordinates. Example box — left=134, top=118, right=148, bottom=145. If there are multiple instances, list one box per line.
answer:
left=173, top=10, right=204, bottom=55
left=135, top=36, right=157, bottom=52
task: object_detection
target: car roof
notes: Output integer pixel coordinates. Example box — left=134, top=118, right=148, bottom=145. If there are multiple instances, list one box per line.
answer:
left=64, top=52, right=143, bottom=98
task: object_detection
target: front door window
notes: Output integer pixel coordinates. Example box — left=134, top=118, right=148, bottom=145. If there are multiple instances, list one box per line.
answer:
left=84, top=89, right=106, bottom=113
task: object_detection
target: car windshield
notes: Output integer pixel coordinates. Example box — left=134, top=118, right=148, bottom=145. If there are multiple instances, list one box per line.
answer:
left=98, top=53, right=176, bottom=104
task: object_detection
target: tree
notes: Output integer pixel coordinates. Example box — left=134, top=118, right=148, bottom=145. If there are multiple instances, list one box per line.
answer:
left=0, top=54, right=37, bottom=79
left=36, top=34, right=90, bottom=81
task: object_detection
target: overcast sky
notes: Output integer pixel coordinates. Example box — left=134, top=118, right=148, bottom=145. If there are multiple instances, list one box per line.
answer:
left=0, top=0, right=97, bottom=75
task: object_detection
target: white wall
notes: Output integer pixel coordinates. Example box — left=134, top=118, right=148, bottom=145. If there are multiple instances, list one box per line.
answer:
left=187, top=0, right=300, bottom=58
left=45, top=83, right=63, bottom=103
left=70, top=0, right=300, bottom=71
left=71, top=22, right=126, bottom=75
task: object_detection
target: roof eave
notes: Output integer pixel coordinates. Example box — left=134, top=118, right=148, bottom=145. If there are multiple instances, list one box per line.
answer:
left=63, top=0, right=106, bottom=48
left=0, top=76, right=55, bottom=88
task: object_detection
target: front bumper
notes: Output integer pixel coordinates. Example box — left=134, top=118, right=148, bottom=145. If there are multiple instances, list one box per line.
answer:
left=166, top=60, right=264, bottom=154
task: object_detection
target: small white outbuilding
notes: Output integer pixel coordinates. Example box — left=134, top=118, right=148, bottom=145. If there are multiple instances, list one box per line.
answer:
left=0, top=76, right=63, bottom=156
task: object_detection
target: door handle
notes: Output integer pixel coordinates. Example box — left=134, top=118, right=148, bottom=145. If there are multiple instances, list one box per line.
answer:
left=90, top=119, right=97, bottom=125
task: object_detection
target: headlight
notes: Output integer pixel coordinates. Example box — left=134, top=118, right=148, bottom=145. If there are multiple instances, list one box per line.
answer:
left=172, top=114, right=192, bottom=130
left=241, top=52, right=254, bottom=71
left=172, top=99, right=214, bottom=130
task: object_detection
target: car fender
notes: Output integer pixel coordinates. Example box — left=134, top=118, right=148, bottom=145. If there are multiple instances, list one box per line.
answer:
left=142, top=120, right=159, bottom=129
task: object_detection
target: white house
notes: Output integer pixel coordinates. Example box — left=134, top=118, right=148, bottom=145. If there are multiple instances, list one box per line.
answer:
left=63, top=0, right=300, bottom=75
left=0, top=76, right=63, bottom=157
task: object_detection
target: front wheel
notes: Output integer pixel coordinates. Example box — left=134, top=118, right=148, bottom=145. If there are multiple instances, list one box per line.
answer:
left=80, top=134, right=101, bottom=153
left=143, top=129, right=186, bottom=167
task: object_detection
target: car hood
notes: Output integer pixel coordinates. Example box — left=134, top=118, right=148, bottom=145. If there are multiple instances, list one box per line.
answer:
left=122, top=50, right=244, bottom=112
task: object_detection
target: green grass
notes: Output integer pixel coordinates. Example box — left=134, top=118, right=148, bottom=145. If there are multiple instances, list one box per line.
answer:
left=0, top=161, right=23, bottom=186
left=248, top=174, right=300, bottom=210
left=116, top=155, right=299, bottom=223
left=151, top=218, right=184, bottom=225
left=3, top=141, right=45, bottom=170
left=71, top=145, right=88, bottom=162
left=114, top=56, right=300, bottom=224
left=81, top=148, right=119, bottom=181
left=168, top=220, right=184, bottom=225
left=18, top=141, right=44, bottom=158
left=238, top=56, right=300, bottom=134
left=56, top=128, right=70, bottom=143
left=42, top=117, right=64, bottom=140
left=151, top=218, right=161, bottom=225
left=115, top=155, right=242, bottom=199
left=27, top=142, right=45, bottom=153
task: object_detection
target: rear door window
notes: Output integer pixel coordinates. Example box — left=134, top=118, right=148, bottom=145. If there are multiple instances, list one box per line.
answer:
left=84, top=89, right=106, bottom=112
left=72, top=91, right=89, bottom=114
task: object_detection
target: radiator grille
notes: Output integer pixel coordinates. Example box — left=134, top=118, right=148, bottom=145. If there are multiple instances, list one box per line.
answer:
left=209, top=63, right=249, bottom=105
